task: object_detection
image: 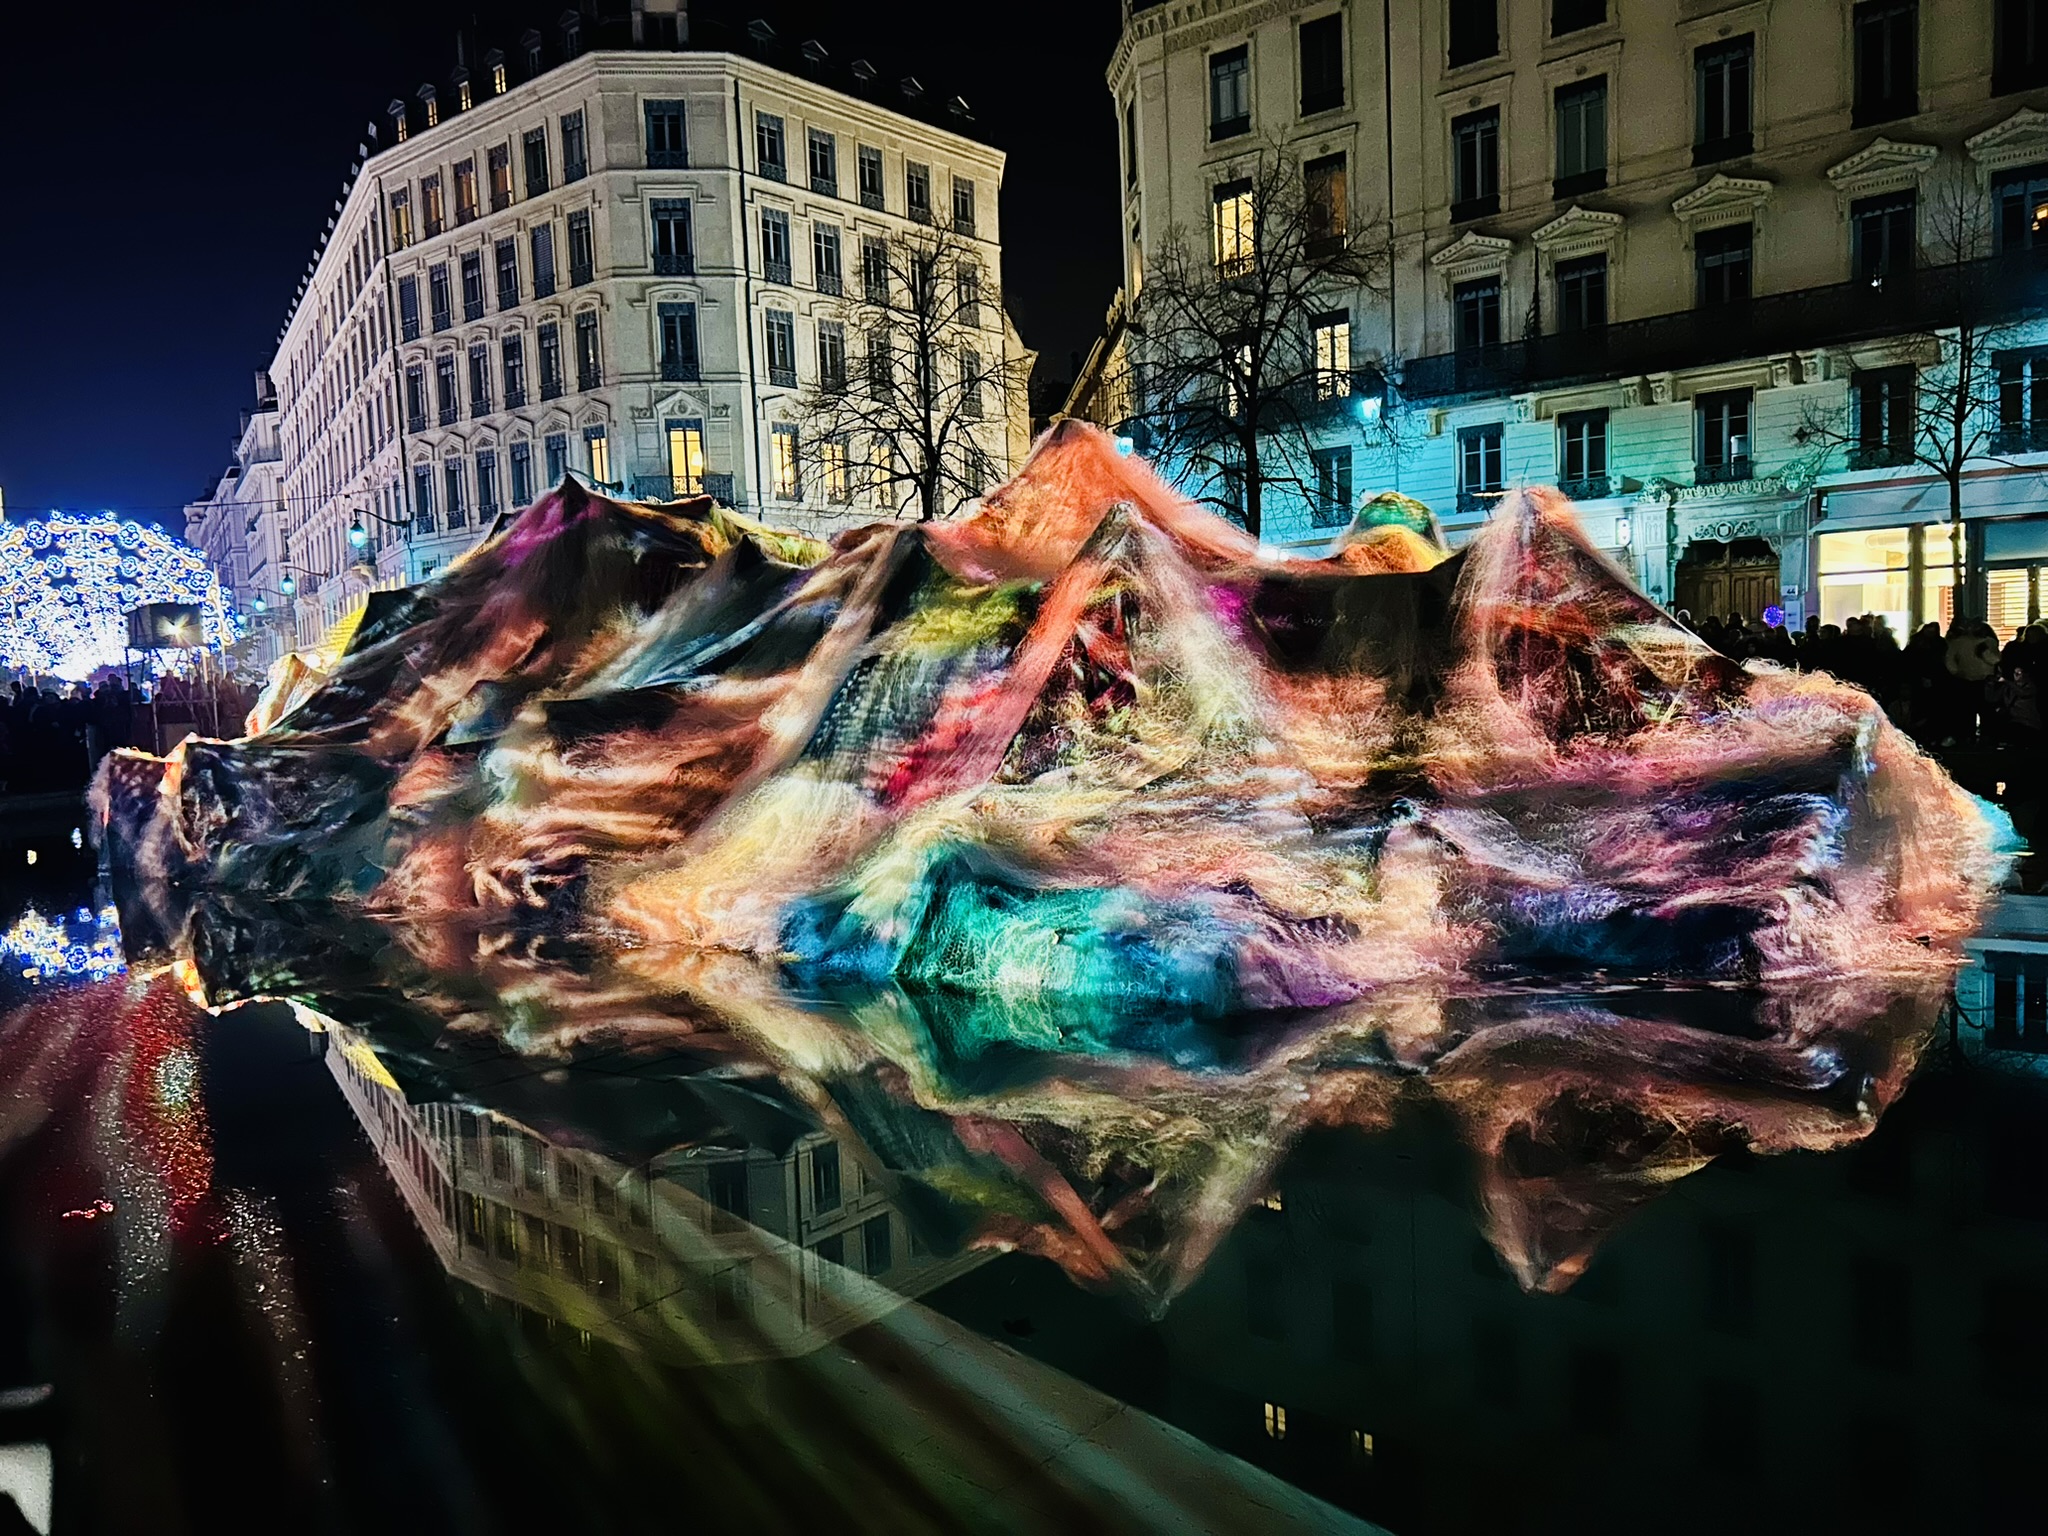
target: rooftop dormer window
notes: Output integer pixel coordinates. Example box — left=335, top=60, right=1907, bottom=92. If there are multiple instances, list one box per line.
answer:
left=486, top=49, right=507, bottom=95
left=388, top=97, right=410, bottom=142
left=454, top=68, right=472, bottom=113
left=523, top=29, right=543, bottom=76
left=560, top=9, right=581, bottom=58
left=419, top=84, right=439, bottom=128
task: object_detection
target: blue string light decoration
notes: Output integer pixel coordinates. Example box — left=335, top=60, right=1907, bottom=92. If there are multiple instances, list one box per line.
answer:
left=0, top=514, right=236, bottom=680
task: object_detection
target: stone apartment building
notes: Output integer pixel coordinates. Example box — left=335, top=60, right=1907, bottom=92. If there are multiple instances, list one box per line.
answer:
left=255, top=2, right=1025, bottom=650
left=182, top=374, right=289, bottom=667
left=1101, top=0, right=2048, bottom=637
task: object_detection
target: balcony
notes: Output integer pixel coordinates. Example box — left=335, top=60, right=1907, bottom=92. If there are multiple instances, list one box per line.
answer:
left=660, top=356, right=700, bottom=383
left=570, top=260, right=594, bottom=287
left=438, top=403, right=459, bottom=427
left=760, top=159, right=786, bottom=183
left=649, top=147, right=688, bottom=170
left=504, top=385, right=527, bottom=408
left=1845, top=443, right=1914, bottom=470
left=1693, top=132, right=1754, bottom=167
left=953, top=214, right=976, bottom=237
left=1994, top=420, right=2048, bottom=454
left=408, top=412, right=427, bottom=434
left=471, top=397, right=492, bottom=419
left=1449, top=193, right=1499, bottom=224
left=1556, top=474, right=1612, bottom=501
left=1695, top=456, right=1753, bottom=486
left=1456, top=488, right=1507, bottom=515
left=654, top=251, right=694, bottom=276
left=541, top=376, right=564, bottom=402
left=703, top=472, right=734, bottom=504
left=1400, top=251, right=2048, bottom=402
left=811, top=173, right=837, bottom=197
left=765, top=258, right=792, bottom=286
left=909, top=203, right=933, bottom=225
left=817, top=269, right=842, bottom=297
left=860, top=187, right=884, bottom=211
left=431, top=308, right=452, bottom=334
left=769, top=364, right=797, bottom=388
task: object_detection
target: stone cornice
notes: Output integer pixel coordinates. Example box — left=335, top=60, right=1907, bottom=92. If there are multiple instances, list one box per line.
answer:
left=1966, top=107, right=2048, bottom=173
left=1428, top=230, right=1514, bottom=285
left=1530, top=205, right=1625, bottom=261
left=1671, top=173, right=1774, bottom=231
left=1110, top=0, right=1287, bottom=91
left=1825, top=137, right=1940, bottom=199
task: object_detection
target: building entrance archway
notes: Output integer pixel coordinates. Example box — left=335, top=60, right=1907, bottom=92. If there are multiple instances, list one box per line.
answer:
left=1674, top=537, right=1780, bottom=624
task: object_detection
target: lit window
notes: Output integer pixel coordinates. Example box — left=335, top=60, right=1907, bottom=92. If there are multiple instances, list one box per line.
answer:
left=491, top=60, right=507, bottom=95
left=585, top=424, right=610, bottom=486
left=772, top=423, right=801, bottom=499
left=1258, top=1188, right=1286, bottom=1212
left=1213, top=179, right=1254, bottom=275
left=666, top=418, right=705, bottom=495
left=821, top=436, right=850, bottom=503
left=1313, top=313, right=1351, bottom=399
left=1350, top=1429, right=1375, bottom=1457
left=1263, top=1402, right=1288, bottom=1440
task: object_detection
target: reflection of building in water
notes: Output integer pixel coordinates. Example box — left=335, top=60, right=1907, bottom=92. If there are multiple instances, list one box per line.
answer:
left=1958, top=894, right=2048, bottom=1069
left=323, top=1026, right=983, bottom=1363
left=1107, top=1072, right=2048, bottom=1536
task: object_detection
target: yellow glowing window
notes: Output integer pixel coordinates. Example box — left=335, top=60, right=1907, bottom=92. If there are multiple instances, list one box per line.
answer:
left=666, top=421, right=705, bottom=495
left=820, top=437, right=850, bottom=504
left=586, top=429, right=611, bottom=486
left=1258, top=1189, right=1284, bottom=1211
left=772, top=424, right=801, bottom=500
left=1314, top=317, right=1352, bottom=400
left=492, top=63, right=508, bottom=95
left=1214, top=180, right=1254, bottom=275
left=1351, top=1429, right=1374, bottom=1457
left=458, top=80, right=474, bottom=112
left=1263, top=1402, right=1287, bottom=1440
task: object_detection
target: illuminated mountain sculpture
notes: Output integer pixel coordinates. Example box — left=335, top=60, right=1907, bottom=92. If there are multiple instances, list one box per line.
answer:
left=94, top=422, right=2009, bottom=1300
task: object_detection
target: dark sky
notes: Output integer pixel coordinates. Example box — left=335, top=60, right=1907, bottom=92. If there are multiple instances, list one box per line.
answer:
left=0, top=1, right=1122, bottom=528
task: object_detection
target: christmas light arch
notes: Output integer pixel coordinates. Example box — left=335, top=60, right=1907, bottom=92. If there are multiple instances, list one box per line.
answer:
left=0, top=514, right=235, bottom=681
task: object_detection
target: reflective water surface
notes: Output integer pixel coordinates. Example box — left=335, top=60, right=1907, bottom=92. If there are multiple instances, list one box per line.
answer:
left=0, top=759, right=2042, bottom=1533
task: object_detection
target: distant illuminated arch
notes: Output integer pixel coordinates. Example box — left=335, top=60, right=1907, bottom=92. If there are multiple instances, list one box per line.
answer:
left=0, top=514, right=234, bottom=681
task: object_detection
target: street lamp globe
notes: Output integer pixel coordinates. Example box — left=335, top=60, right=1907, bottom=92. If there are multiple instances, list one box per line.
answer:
left=348, top=518, right=369, bottom=550
left=280, top=572, right=297, bottom=596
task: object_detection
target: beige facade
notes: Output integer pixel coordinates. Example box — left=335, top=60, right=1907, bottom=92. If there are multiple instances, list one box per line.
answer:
left=267, top=35, right=1021, bottom=650
left=1110, top=0, right=2048, bottom=632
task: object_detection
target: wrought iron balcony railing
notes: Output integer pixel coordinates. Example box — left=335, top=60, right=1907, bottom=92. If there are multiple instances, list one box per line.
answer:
left=1400, top=252, right=2048, bottom=403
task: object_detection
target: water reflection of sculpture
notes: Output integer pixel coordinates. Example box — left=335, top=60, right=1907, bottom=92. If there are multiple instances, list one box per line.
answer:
left=95, top=423, right=2010, bottom=1303
left=323, top=1018, right=986, bottom=1364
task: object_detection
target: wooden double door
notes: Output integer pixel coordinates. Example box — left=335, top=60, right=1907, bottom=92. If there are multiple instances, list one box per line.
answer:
left=1674, top=538, right=1780, bottom=623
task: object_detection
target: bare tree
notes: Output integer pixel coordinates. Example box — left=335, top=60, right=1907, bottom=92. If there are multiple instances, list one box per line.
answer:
left=787, top=223, right=1030, bottom=522
left=1121, top=141, right=1397, bottom=539
left=1795, top=170, right=2037, bottom=620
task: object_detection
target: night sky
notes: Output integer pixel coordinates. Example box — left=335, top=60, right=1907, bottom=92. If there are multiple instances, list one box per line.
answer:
left=0, top=1, right=1122, bottom=528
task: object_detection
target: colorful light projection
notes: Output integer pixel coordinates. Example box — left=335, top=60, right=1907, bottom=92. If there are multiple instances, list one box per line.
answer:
left=93, top=422, right=2011, bottom=1298
left=0, top=514, right=234, bottom=680
left=1, top=905, right=125, bottom=984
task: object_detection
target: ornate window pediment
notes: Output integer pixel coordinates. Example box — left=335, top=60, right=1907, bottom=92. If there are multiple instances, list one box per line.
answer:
left=1671, top=173, right=1773, bottom=233
left=1530, top=205, right=1624, bottom=262
left=1428, top=230, right=1513, bottom=286
left=1825, top=138, right=1940, bottom=200
left=1967, top=108, right=2048, bottom=175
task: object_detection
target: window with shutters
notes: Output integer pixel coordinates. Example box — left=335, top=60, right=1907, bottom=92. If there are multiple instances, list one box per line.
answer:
left=645, top=99, right=687, bottom=168
left=862, top=235, right=889, bottom=303
left=488, top=144, right=514, bottom=210
left=1851, top=192, right=1916, bottom=281
left=1209, top=45, right=1251, bottom=140
left=523, top=128, right=551, bottom=196
left=858, top=144, right=885, bottom=209
left=561, top=109, right=588, bottom=182
left=495, top=238, right=520, bottom=310
left=476, top=449, right=500, bottom=516
left=906, top=161, right=933, bottom=222
left=460, top=251, right=485, bottom=322
left=454, top=158, right=480, bottom=224
left=435, top=354, right=459, bottom=425
left=389, top=188, right=414, bottom=249
left=510, top=441, right=534, bottom=506
left=567, top=210, right=594, bottom=286
left=468, top=343, right=492, bottom=416
left=1851, top=366, right=1915, bottom=466
left=658, top=302, right=699, bottom=382
left=756, top=112, right=786, bottom=179
left=650, top=199, right=692, bottom=275
left=502, top=334, right=527, bottom=407
left=808, top=128, right=837, bottom=195
left=813, top=224, right=842, bottom=295
left=765, top=310, right=797, bottom=388
left=1695, top=224, right=1753, bottom=307
left=1556, top=254, right=1607, bottom=331
left=1854, top=2, right=1918, bottom=126
left=399, top=275, right=421, bottom=340
left=761, top=209, right=792, bottom=285
left=530, top=224, right=557, bottom=299
left=538, top=321, right=563, bottom=399
left=422, top=173, right=446, bottom=236
left=1695, top=38, right=1754, bottom=164
left=444, top=459, right=469, bottom=529
left=574, top=310, right=601, bottom=390
left=1448, top=0, right=1499, bottom=67
left=818, top=319, right=847, bottom=392
left=1299, top=14, right=1343, bottom=115
left=1554, top=78, right=1607, bottom=196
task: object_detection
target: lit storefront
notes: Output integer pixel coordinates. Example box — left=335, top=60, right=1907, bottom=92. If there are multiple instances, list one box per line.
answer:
left=1813, top=523, right=1957, bottom=637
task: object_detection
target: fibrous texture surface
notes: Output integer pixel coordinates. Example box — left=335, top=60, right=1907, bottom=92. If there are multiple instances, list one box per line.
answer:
left=93, top=422, right=2007, bottom=1301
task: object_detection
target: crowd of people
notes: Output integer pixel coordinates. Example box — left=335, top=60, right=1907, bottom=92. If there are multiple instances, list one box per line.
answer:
left=1682, top=609, right=2048, bottom=754
left=0, top=673, right=254, bottom=794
